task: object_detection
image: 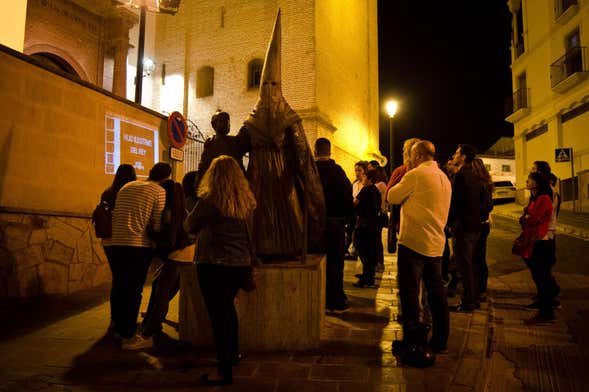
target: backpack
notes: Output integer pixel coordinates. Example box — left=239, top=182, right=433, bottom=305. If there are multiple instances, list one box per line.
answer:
left=92, top=200, right=112, bottom=238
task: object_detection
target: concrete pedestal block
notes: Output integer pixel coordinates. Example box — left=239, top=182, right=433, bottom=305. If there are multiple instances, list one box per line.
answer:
left=179, top=254, right=326, bottom=351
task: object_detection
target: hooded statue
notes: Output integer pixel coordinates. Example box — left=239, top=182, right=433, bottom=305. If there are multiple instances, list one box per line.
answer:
left=238, top=10, right=326, bottom=260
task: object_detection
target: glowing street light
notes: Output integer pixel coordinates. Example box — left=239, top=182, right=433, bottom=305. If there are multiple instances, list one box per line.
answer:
left=385, top=100, right=399, bottom=169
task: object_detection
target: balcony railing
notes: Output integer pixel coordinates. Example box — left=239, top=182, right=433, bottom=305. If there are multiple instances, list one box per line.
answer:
left=550, top=46, right=586, bottom=87
left=512, top=88, right=529, bottom=111
left=555, top=0, right=578, bottom=18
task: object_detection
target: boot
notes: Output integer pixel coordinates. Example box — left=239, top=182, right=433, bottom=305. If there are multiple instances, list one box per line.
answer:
left=399, top=323, right=435, bottom=368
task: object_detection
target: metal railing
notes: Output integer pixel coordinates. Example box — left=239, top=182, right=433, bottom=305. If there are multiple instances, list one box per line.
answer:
left=512, top=88, right=529, bottom=112
left=550, top=46, right=586, bottom=87
left=184, top=118, right=207, bottom=172
left=555, top=0, right=578, bottom=18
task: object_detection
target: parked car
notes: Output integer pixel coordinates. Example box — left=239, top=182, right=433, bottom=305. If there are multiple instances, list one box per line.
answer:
left=492, top=180, right=516, bottom=202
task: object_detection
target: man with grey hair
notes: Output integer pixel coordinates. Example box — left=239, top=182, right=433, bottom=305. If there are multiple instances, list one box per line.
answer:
left=387, top=140, right=451, bottom=367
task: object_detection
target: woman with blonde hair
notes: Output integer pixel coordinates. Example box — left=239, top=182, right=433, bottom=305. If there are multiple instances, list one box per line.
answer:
left=184, top=155, right=257, bottom=385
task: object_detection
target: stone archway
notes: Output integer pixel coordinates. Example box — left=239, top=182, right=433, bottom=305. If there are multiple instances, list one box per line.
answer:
left=30, top=52, right=80, bottom=78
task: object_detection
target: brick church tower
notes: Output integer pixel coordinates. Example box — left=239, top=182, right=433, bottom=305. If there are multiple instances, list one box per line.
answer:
left=150, top=0, right=381, bottom=171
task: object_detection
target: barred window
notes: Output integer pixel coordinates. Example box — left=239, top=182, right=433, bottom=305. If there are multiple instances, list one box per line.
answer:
left=247, top=59, right=263, bottom=90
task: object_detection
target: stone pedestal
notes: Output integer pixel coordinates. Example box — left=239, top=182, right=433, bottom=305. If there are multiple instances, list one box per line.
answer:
left=179, top=254, right=326, bottom=351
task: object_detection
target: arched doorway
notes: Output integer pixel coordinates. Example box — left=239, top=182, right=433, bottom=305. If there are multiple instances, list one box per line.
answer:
left=30, top=52, right=80, bottom=78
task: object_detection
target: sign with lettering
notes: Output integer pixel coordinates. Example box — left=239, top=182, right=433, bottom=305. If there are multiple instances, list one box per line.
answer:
left=167, top=111, right=188, bottom=149
left=170, top=146, right=184, bottom=161
left=104, top=115, right=159, bottom=178
left=555, top=148, right=572, bottom=163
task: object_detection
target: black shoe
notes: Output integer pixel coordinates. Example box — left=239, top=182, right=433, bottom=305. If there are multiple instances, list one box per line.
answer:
left=353, top=280, right=377, bottom=288
left=354, top=273, right=364, bottom=279
left=525, top=299, right=561, bottom=310
left=450, top=304, right=475, bottom=313
left=429, top=342, right=448, bottom=354
left=524, top=313, right=556, bottom=325
left=201, top=373, right=233, bottom=385
left=478, top=292, right=487, bottom=303
left=345, top=253, right=358, bottom=261
left=331, top=304, right=351, bottom=314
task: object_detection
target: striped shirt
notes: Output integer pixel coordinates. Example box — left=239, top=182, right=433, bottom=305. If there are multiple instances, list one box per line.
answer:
left=111, top=180, right=166, bottom=248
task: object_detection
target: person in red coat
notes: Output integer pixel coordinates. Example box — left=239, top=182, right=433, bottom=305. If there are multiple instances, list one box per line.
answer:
left=519, top=171, right=556, bottom=325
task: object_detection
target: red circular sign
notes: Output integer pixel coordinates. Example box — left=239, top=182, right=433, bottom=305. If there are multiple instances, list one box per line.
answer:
left=167, top=111, right=188, bottom=149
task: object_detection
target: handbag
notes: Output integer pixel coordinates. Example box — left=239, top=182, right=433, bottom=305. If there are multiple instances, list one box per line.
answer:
left=512, top=233, right=534, bottom=258
left=168, top=244, right=196, bottom=262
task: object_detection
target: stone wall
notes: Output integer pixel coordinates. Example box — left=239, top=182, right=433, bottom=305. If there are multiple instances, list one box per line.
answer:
left=0, top=212, right=109, bottom=299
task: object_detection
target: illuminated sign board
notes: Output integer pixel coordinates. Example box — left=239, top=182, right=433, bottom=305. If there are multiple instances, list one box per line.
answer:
left=104, top=114, right=159, bottom=177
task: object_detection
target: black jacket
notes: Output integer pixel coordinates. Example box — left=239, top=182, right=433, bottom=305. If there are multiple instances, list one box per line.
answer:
left=315, top=159, right=354, bottom=219
left=448, top=165, right=492, bottom=232
left=183, top=198, right=252, bottom=266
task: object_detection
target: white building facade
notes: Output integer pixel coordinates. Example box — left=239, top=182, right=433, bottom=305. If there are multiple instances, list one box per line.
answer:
left=506, top=0, right=589, bottom=211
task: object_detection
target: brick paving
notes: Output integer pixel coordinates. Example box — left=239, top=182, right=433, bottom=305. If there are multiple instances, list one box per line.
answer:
left=0, top=242, right=491, bottom=392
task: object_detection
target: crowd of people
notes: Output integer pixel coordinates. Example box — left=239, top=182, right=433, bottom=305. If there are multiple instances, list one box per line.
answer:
left=95, top=120, right=562, bottom=379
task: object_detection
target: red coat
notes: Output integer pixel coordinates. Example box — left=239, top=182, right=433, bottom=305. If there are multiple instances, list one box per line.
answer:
left=520, top=194, right=553, bottom=258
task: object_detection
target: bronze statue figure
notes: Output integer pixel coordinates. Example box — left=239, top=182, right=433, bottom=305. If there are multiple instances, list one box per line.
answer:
left=238, top=10, right=325, bottom=260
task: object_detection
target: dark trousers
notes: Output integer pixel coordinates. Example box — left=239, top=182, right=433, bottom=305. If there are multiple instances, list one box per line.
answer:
left=198, top=264, right=247, bottom=373
left=526, top=239, right=557, bottom=317
left=453, top=229, right=481, bottom=308
left=355, top=225, right=378, bottom=284
left=325, top=218, right=347, bottom=309
left=387, top=205, right=401, bottom=253
left=398, top=245, right=449, bottom=348
left=344, top=213, right=356, bottom=254
left=103, top=246, right=114, bottom=322
left=376, top=226, right=384, bottom=265
left=110, top=246, right=152, bottom=339
left=473, top=223, right=490, bottom=294
left=141, top=259, right=182, bottom=337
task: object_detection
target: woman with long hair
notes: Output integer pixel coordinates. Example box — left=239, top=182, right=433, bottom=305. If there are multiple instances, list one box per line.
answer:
left=471, top=158, right=494, bottom=302
left=99, top=164, right=136, bottom=328
left=519, top=171, right=556, bottom=325
left=184, top=155, right=257, bottom=385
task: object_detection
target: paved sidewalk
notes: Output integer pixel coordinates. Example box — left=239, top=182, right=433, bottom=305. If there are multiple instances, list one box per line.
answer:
left=485, top=204, right=589, bottom=391
left=0, top=243, right=492, bottom=391
left=492, top=202, right=589, bottom=239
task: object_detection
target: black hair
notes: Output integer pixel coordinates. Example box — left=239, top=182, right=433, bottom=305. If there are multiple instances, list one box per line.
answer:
left=458, top=144, right=477, bottom=164
left=148, top=162, right=172, bottom=181
left=533, top=161, right=551, bottom=176
left=182, top=171, right=198, bottom=199
left=111, top=164, right=136, bottom=195
left=314, top=137, right=331, bottom=156
left=528, top=171, right=553, bottom=200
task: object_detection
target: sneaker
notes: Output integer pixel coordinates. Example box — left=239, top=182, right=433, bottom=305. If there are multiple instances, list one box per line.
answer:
left=524, top=314, right=555, bottom=325
left=121, top=334, right=154, bottom=350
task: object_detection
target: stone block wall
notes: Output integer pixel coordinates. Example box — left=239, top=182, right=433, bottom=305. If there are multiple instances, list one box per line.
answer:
left=0, top=212, right=109, bottom=299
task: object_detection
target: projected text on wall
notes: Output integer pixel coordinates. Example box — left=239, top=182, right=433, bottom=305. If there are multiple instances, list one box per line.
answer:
left=105, top=115, right=159, bottom=177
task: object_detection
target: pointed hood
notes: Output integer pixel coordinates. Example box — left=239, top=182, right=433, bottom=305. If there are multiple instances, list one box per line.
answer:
left=260, top=9, right=281, bottom=91
left=245, top=9, right=299, bottom=139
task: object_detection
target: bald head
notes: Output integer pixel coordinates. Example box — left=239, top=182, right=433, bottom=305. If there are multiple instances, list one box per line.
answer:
left=410, top=140, right=436, bottom=167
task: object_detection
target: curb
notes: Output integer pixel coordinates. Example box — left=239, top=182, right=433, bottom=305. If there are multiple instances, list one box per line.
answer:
left=491, top=211, right=589, bottom=240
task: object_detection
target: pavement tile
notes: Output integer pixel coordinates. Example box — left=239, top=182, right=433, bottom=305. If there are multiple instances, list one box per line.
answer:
left=275, top=379, right=337, bottom=392
left=309, top=364, right=369, bottom=382
left=254, top=361, right=311, bottom=379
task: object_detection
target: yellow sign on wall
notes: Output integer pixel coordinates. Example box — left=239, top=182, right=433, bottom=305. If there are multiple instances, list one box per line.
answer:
left=105, top=114, right=159, bottom=177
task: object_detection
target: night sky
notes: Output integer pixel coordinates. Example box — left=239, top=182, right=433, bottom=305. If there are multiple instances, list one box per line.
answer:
left=378, top=1, right=514, bottom=167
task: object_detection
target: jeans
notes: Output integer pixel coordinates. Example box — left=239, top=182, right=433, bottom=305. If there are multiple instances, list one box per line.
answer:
left=453, top=229, right=481, bottom=308
left=526, top=239, right=557, bottom=317
left=397, top=245, right=449, bottom=348
left=110, top=246, right=153, bottom=339
left=355, top=225, right=378, bottom=284
left=325, top=218, right=347, bottom=309
left=198, top=264, right=248, bottom=372
left=141, top=259, right=182, bottom=337
left=473, top=222, right=490, bottom=294
left=103, top=246, right=114, bottom=323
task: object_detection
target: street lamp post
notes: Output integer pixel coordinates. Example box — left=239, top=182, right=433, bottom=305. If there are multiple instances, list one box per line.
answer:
left=385, top=100, right=398, bottom=170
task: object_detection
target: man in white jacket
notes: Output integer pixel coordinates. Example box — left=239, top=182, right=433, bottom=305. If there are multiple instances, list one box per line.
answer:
left=387, top=140, right=451, bottom=367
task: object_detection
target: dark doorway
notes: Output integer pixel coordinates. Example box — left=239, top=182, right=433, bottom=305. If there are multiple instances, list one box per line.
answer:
left=30, top=52, right=80, bottom=78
